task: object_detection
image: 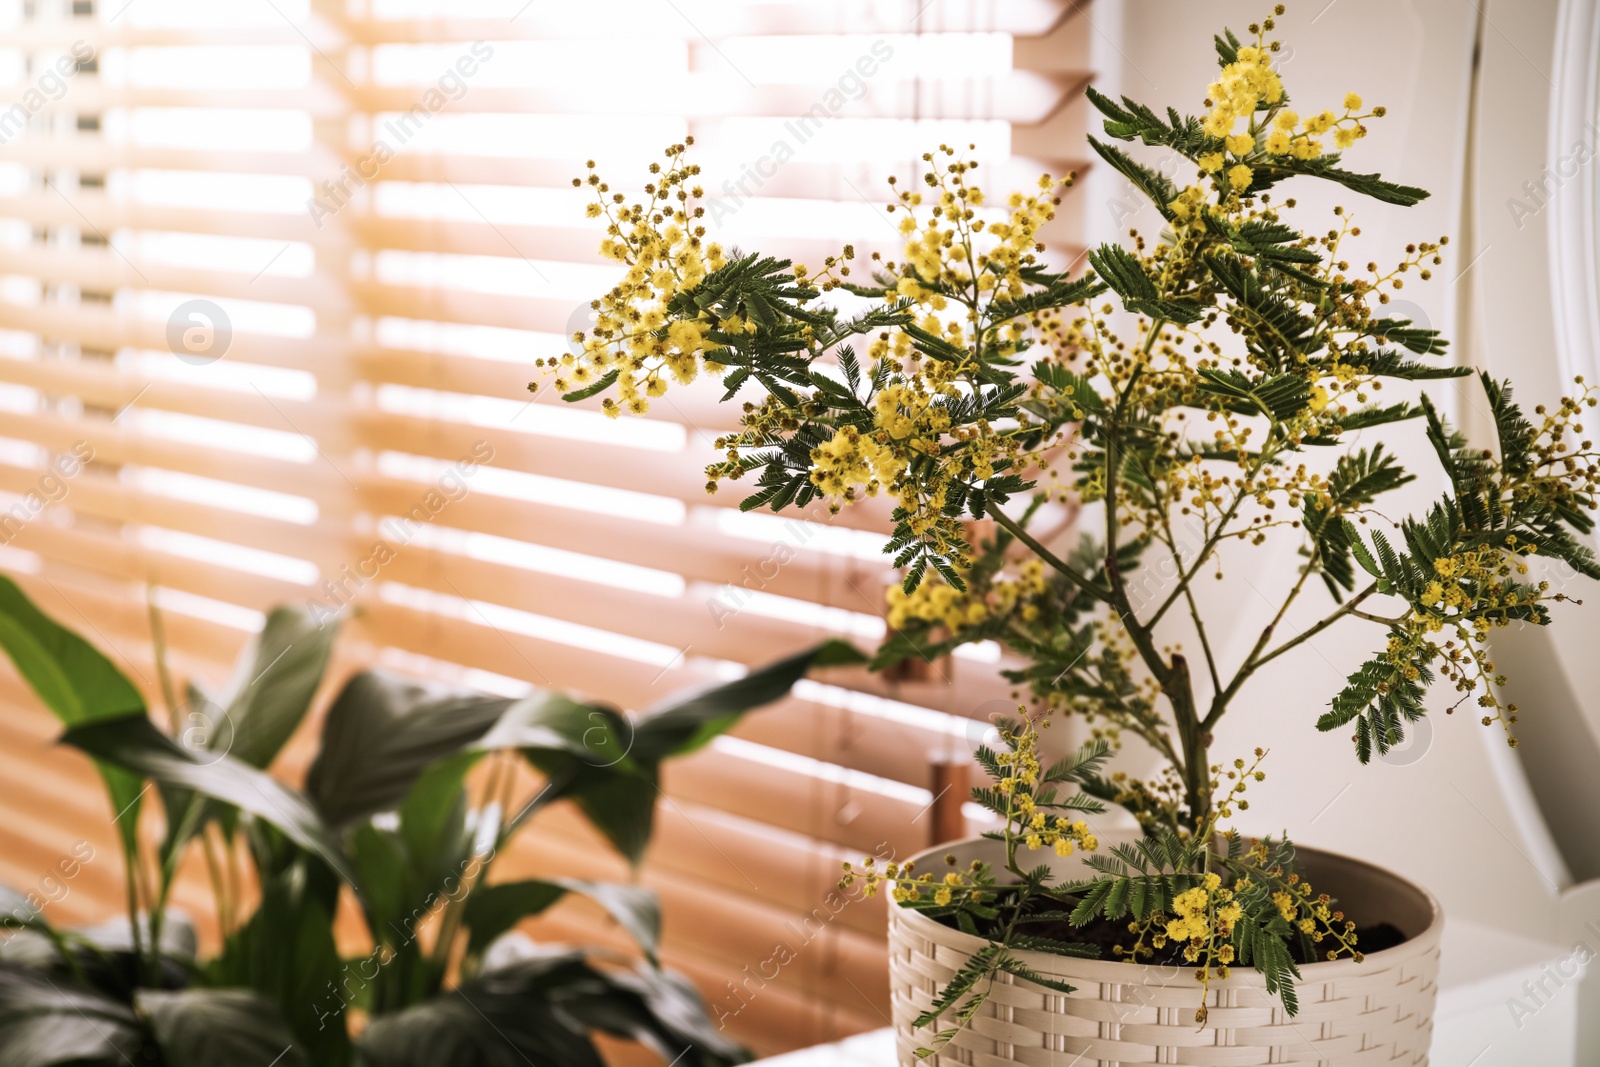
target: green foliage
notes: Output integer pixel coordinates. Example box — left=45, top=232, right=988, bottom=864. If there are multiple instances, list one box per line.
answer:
left=206, top=839, right=352, bottom=1064
left=1251, top=155, right=1429, bottom=207
left=632, top=639, right=865, bottom=760
left=0, top=577, right=145, bottom=726
left=1201, top=253, right=1316, bottom=365
left=659, top=252, right=879, bottom=410
left=1303, top=446, right=1414, bottom=595
left=1318, top=375, right=1600, bottom=760
left=62, top=716, right=359, bottom=888
left=0, top=582, right=846, bottom=1065
left=159, top=605, right=342, bottom=899
left=1319, top=650, right=1431, bottom=763
left=1086, top=85, right=1217, bottom=168
left=1194, top=367, right=1310, bottom=420
left=1227, top=905, right=1301, bottom=1014
left=355, top=952, right=610, bottom=1067
left=1089, top=60, right=1420, bottom=209
left=985, top=274, right=1108, bottom=322
left=137, top=989, right=306, bottom=1067
left=464, top=879, right=660, bottom=962
left=0, top=576, right=147, bottom=859
left=1089, top=244, right=1206, bottom=323
left=306, top=673, right=510, bottom=830
left=214, top=605, right=340, bottom=770
left=0, top=964, right=146, bottom=1066
left=357, top=949, right=748, bottom=1067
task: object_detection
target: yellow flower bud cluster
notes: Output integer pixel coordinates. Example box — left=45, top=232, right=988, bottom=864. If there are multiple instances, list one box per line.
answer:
left=993, top=718, right=1042, bottom=798
left=1158, top=875, right=1238, bottom=955
left=885, top=577, right=987, bottom=633
left=992, top=717, right=1102, bottom=857
left=1262, top=97, right=1375, bottom=162
left=840, top=856, right=985, bottom=908
left=809, top=425, right=905, bottom=500
left=884, top=559, right=1051, bottom=634
left=1191, top=11, right=1381, bottom=202
left=1202, top=44, right=1284, bottom=140
left=534, top=140, right=724, bottom=418
left=1022, top=813, right=1097, bottom=857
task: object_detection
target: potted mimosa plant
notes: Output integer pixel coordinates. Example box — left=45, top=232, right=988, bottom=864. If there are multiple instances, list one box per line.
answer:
left=544, top=7, right=1600, bottom=1063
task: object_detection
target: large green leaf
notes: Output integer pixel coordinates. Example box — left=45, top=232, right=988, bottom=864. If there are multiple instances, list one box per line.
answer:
left=506, top=642, right=863, bottom=865
left=480, top=691, right=635, bottom=769
left=209, top=857, right=350, bottom=1067
left=481, top=692, right=658, bottom=862
left=0, top=577, right=144, bottom=725
left=397, top=752, right=480, bottom=890
left=331, top=644, right=861, bottom=878
left=137, top=988, right=306, bottom=1067
left=464, top=879, right=660, bottom=962
left=306, top=671, right=509, bottom=829
left=350, top=824, right=416, bottom=946
left=357, top=954, right=608, bottom=1067
left=632, top=639, right=865, bottom=760
left=460, top=881, right=564, bottom=957
left=213, top=604, right=341, bottom=770
left=0, top=964, right=145, bottom=1067
left=561, top=965, right=750, bottom=1066
left=0, top=576, right=147, bottom=854
left=347, top=745, right=493, bottom=1010
left=552, top=769, right=658, bottom=866
left=61, top=714, right=358, bottom=888
left=335, top=730, right=511, bottom=1011
left=161, top=606, right=341, bottom=879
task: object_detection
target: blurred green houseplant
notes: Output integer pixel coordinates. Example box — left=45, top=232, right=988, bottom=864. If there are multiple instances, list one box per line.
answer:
left=0, top=577, right=860, bottom=1065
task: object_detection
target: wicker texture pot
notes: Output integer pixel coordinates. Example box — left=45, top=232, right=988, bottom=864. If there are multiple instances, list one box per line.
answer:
left=888, top=835, right=1442, bottom=1066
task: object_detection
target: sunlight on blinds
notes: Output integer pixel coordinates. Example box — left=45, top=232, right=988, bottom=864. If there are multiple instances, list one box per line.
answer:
left=0, top=0, right=1096, bottom=1053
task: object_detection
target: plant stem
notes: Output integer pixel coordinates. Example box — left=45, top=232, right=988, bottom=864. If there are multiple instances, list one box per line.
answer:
left=1349, top=608, right=1407, bottom=626
left=1166, top=655, right=1211, bottom=829
left=1153, top=499, right=1222, bottom=697
left=202, top=828, right=232, bottom=936
left=40, top=924, right=89, bottom=987
left=989, top=509, right=1111, bottom=604
left=427, top=852, right=489, bottom=990
left=1251, top=581, right=1380, bottom=671
left=122, top=845, right=145, bottom=984
left=1214, top=556, right=1319, bottom=717
left=1145, top=432, right=1281, bottom=631
left=1093, top=318, right=1215, bottom=828
left=1206, top=581, right=1381, bottom=729
left=146, top=593, right=181, bottom=737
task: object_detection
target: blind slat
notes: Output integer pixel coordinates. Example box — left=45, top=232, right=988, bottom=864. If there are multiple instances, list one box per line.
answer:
left=2, top=1, right=1080, bottom=47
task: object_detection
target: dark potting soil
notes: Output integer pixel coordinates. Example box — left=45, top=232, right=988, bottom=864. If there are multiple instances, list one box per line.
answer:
left=939, top=907, right=1409, bottom=967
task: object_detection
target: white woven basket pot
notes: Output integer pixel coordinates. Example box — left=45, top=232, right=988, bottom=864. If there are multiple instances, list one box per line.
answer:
left=888, top=834, right=1442, bottom=1067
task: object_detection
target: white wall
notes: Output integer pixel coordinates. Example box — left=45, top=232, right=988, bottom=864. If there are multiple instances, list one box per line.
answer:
left=1467, top=0, right=1600, bottom=1056
left=1468, top=0, right=1600, bottom=882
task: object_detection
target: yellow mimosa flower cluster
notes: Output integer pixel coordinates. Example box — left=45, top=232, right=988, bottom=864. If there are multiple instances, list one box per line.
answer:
left=533, top=140, right=726, bottom=418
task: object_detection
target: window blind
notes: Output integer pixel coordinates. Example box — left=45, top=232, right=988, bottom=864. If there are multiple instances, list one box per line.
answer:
left=0, top=0, right=1096, bottom=1055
